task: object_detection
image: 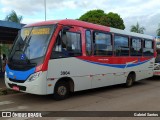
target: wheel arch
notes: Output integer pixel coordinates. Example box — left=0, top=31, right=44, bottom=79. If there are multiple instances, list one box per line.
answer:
left=128, top=71, right=136, bottom=81
left=54, top=77, right=74, bottom=92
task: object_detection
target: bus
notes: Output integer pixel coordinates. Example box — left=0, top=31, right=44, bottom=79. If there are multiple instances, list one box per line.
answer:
left=154, top=36, right=160, bottom=75
left=5, top=19, right=155, bottom=100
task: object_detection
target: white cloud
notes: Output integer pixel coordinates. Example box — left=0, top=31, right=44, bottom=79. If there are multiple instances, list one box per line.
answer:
left=23, top=18, right=45, bottom=24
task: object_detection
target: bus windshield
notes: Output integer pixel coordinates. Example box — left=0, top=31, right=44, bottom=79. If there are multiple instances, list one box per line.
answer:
left=9, top=25, right=55, bottom=62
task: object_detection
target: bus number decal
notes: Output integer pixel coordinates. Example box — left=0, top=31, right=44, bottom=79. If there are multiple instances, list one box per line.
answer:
left=61, top=71, right=70, bottom=75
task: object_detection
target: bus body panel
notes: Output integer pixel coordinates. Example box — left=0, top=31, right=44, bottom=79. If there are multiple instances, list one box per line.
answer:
left=47, top=57, right=154, bottom=92
left=5, top=65, right=35, bottom=81
left=5, top=71, right=48, bottom=95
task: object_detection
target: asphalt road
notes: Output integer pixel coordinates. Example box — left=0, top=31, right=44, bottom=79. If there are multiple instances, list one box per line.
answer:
left=0, top=77, right=160, bottom=120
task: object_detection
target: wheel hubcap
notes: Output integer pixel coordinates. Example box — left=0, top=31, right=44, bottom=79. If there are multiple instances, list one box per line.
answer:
left=58, top=86, right=67, bottom=96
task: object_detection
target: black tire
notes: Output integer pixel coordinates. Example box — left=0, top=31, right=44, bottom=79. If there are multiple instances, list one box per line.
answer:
left=125, top=74, right=135, bottom=87
left=54, top=82, right=69, bottom=100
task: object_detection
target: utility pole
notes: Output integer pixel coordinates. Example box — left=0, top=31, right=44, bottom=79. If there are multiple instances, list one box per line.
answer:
left=44, top=0, right=46, bottom=21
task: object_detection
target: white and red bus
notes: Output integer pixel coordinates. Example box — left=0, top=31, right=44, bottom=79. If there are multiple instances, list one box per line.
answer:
left=154, top=36, right=160, bottom=75
left=5, top=19, right=155, bottom=100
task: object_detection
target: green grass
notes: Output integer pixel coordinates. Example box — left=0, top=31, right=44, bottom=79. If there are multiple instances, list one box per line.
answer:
left=0, top=88, right=19, bottom=95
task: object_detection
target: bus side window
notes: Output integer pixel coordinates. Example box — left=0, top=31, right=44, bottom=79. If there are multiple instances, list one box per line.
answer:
left=143, top=40, right=154, bottom=56
left=130, top=38, right=142, bottom=56
left=50, top=33, right=66, bottom=59
left=51, top=31, right=82, bottom=59
left=86, top=30, right=92, bottom=56
left=114, top=35, right=129, bottom=56
left=93, top=32, right=112, bottom=56
left=63, top=32, right=82, bottom=56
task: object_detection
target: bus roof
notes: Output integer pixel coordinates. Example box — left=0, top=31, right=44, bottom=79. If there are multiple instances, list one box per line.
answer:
left=24, top=19, right=110, bottom=32
left=25, top=19, right=153, bottom=40
left=110, top=28, right=153, bottom=39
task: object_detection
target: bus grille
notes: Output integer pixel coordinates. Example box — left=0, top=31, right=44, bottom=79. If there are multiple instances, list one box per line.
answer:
left=8, top=63, right=36, bottom=71
left=9, top=78, right=26, bottom=83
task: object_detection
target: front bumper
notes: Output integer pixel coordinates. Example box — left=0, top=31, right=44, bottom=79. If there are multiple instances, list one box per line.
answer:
left=5, top=71, right=48, bottom=95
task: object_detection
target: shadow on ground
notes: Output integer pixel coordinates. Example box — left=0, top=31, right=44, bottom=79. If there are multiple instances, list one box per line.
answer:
left=146, top=76, right=160, bottom=81
left=1, top=77, right=159, bottom=102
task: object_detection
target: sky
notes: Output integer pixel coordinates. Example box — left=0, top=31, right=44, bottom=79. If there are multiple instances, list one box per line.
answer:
left=0, top=0, right=160, bottom=36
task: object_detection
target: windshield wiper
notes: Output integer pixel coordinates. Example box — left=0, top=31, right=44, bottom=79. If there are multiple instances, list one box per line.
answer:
left=10, top=36, right=32, bottom=64
left=23, top=36, right=31, bottom=56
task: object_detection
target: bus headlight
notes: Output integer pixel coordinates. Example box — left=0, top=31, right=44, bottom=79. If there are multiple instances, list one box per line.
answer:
left=28, top=71, right=42, bottom=82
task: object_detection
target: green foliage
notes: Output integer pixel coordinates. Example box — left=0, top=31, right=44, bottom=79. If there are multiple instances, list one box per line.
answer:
left=0, top=89, right=8, bottom=95
left=79, top=10, right=107, bottom=25
left=0, top=44, right=10, bottom=56
left=79, top=9, right=125, bottom=30
left=0, top=89, right=19, bottom=95
left=5, top=10, right=23, bottom=23
left=106, top=12, right=125, bottom=30
left=130, top=22, right=145, bottom=34
left=157, top=24, right=160, bottom=36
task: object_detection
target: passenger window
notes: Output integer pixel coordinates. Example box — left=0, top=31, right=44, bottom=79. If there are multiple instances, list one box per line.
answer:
left=51, top=31, right=82, bottom=59
left=114, top=35, right=129, bottom=56
left=130, top=38, right=142, bottom=56
left=86, top=30, right=92, bottom=56
left=143, top=40, right=153, bottom=56
left=94, top=32, right=112, bottom=56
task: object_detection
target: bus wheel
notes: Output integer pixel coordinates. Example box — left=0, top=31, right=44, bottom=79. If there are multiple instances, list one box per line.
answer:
left=125, top=73, right=135, bottom=87
left=54, top=82, right=69, bottom=100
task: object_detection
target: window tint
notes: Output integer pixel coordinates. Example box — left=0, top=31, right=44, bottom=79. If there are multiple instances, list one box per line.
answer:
left=114, top=35, right=129, bottom=56
left=145, top=40, right=152, bottom=48
left=143, top=40, right=153, bottom=56
left=51, top=31, right=82, bottom=59
left=130, top=38, right=142, bottom=56
left=86, top=30, right=92, bottom=55
left=94, top=32, right=112, bottom=56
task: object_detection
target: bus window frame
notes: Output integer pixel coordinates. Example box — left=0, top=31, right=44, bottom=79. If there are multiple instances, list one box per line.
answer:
left=51, top=29, right=82, bottom=59
left=93, top=30, right=113, bottom=56
left=130, top=36, right=143, bottom=57
left=143, top=39, right=154, bottom=56
left=85, top=29, right=92, bottom=56
left=113, top=33, right=130, bottom=57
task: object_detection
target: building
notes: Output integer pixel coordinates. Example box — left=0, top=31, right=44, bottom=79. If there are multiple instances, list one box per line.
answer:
left=0, top=20, right=25, bottom=56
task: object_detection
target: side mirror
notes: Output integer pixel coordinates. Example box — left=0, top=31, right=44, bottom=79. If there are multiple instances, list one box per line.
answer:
left=62, top=26, right=73, bottom=34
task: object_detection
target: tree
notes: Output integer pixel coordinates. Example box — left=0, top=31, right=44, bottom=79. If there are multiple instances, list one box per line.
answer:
left=157, top=24, right=160, bottom=36
left=79, top=9, right=125, bottom=29
left=5, top=10, right=23, bottom=23
left=79, top=9, right=107, bottom=25
left=130, top=22, right=145, bottom=34
left=106, top=12, right=125, bottom=30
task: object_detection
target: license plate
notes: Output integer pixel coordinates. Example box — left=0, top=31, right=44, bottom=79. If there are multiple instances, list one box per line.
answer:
left=13, top=86, right=19, bottom=91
